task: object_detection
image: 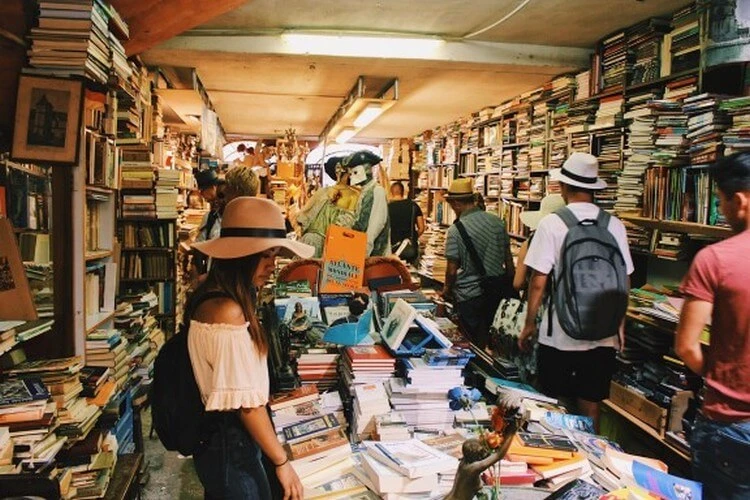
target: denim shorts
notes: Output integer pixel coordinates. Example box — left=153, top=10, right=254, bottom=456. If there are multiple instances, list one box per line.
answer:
left=690, top=413, right=750, bottom=500
left=193, top=414, right=272, bottom=499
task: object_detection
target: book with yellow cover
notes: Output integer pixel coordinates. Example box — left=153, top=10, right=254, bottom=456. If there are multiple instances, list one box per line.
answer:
left=531, top=452, right=587, bottom=479
left=507, top=435, right=575, bottom=460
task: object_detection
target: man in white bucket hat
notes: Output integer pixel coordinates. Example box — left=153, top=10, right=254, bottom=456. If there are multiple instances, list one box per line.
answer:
left=519, top=152, right=634, bottom=431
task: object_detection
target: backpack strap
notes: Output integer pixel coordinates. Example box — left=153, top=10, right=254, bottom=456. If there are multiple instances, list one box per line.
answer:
left=596, top=207, right=611, bottom=228
left=455, top=220, right=487, bottom=278
left=554, top=206, right=580, bottom=229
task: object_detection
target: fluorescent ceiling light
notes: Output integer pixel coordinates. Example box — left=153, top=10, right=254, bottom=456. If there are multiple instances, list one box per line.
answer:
left=335, top=127, right=358, bottom=144
left=353, top=103, right=384, bottom=128
left=282, top=33, right=444, bottom=60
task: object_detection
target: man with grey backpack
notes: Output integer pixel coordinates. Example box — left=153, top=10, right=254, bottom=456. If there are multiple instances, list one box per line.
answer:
left=518, top=152, right=633, bottom=431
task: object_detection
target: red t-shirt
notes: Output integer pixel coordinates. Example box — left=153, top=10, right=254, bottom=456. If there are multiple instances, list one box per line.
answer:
left=680, top=230, right=750, bottom=422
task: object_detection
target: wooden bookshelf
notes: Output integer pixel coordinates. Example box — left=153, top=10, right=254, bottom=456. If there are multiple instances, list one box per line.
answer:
left=85, top=310, right=116, bottom=335
left=85, top=249, right=114, bottom=261
left=602, top=399, right=691, bottom=462
left=620, top=215, right=732, bottom=239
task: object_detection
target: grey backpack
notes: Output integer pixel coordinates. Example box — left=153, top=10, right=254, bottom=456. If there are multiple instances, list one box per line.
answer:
left=548, top=207, right=628, bottom=341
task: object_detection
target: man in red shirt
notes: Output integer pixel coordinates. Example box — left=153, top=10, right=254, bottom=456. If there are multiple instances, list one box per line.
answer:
left=676, top=152, right=750, bottom=499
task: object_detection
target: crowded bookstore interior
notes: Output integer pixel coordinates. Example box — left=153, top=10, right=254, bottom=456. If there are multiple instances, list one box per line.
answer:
left=0, top=0, right=749, bottom=499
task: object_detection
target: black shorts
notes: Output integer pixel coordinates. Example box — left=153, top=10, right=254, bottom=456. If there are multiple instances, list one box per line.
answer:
left=537, top=344, right=616, bottom=402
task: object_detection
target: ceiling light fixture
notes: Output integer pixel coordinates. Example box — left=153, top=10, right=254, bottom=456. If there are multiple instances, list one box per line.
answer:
left=335, top=127, right=358, bottom=144
left=282, top=33, right=444, bottom=60
left=320, top=76, right=398, bottom=145
left=353, top=103, right=384, bottom=128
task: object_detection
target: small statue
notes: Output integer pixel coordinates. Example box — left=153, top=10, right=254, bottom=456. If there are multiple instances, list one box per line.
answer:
left=287, top=301, right=312, bottom=333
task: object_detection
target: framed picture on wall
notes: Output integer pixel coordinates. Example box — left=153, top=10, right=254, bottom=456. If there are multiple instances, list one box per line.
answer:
left=11, top=75, right=83, bottom=165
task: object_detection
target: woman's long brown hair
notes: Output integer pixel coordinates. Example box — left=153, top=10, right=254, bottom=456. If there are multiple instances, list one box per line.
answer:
left=183, top=254, right=268, bottom=355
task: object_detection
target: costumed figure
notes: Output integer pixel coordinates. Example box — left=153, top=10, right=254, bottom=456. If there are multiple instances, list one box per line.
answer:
left=287, top=301, right=312, bottom=334
left=295, top=156, right=359, bottom=257
left=343, top=151, right=390, bottom=257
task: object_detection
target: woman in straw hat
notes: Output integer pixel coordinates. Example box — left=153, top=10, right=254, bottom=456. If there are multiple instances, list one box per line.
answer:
left=188, top=197, right=314, bottom=500
left=513, top=194, right=566, bottom=290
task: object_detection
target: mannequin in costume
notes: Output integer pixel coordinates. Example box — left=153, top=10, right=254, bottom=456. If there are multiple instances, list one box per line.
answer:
left=343, top=151, right=390, bottom=257
left=296, top=156, right=359, bottom=257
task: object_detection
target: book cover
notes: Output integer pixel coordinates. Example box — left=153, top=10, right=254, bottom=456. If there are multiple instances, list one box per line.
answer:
left=285, top=428, right=349, bottom=460
left=631, top=460, right=701, bottom=500
left=269, top=385, right=319, bottom=411
left=517, top=432, right=578, bottom=452
left=508, top=436, right=575, bottom=460
left=0, top=378, right=49, bottom=408
left=531, top=452, right=587, bottom=480
left=540, top=412, right=595, bottom=434
left=345, top=344, right=394, bottom=363
left=379, top=299, right=417, bottom=350
left=365, top=439, right=458, bottom=479
left=282, top=413, right=340, bottom=444
left=547, top=477, right=607, bottom=499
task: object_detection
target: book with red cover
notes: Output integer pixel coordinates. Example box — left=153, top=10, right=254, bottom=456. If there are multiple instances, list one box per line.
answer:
left=269, top=385, right=320, bottom=411
left=344, top=345, right=396, bottom=365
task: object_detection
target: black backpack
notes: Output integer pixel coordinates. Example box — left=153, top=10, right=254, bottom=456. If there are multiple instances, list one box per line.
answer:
left=151, top=291, right=228, bottom=455
left=548, top=207, right=629, bottom=341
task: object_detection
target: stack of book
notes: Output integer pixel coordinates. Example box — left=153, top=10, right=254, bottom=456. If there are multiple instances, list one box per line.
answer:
left=548, top=74, right=576, bottom=103
left=721, top=95, right=750, bottom=155
left=155, top=169, right=180, bottom=219
left=598, top=30, right=628, bottom=92
left=297, top=352, right=339, bottom=391
left=684, top=93, right=730, bottom=165
left=79, top=365, right=113, bottom=403
left=341, top=345, right=397, bottom=391
left=119, top=147, right=154, bottom=190
left=566, top=100, right=598, bottom=134
left=362, top=439, right=458, bottom=498
left=387, top=377, right=454, bottom=433
left=593, top=129, right=623, bottom=211
left=56, top=429, right=118, bottom=499
left=548, top=103, right=569, bottom=170
left=270, top=387, right=347, bottom=436
left=516, top=108, right=531, bottom=144
left=26, top=0, right=113, bottom=84
left=419, top=224, right=448, bottom=283
left=616, top=90, right=661, bottom=214
left=529, top=101, right=547, bottom=172
left=281, top=413, right=351, bottom=478
left=622, top=221, right=652, bottom=253
left=506, top=433, right=591, bottom=489
left=667, top=6, right=700, bottom=74
left=351, top=382, right=391, bottom=441
left=373, top=411, right=410, bottom=441
left=86, top=329, right=129, bottom=390
left=591, top=95, right=623, bottom=130
left=626, top=18, right=670, bottom=87
left=663, top=75, right=698, bottom=102
left=652, top=231, right=688, bottom=261
left=574, top=70, right=591, bottom=101
left=24, top=263, right=54, bottom=319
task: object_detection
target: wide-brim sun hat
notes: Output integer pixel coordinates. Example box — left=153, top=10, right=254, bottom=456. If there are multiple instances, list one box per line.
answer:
left=444, top=177, right=476, bottom=200
left=549, top=152, right=607, bottom=190
left=192, top=197, right=314, bottom=259
left=519, top=193, right=566, bottom=230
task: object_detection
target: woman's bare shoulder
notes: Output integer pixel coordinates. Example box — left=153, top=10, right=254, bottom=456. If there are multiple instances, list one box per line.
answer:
left=193, top=297, right=246, bottom=325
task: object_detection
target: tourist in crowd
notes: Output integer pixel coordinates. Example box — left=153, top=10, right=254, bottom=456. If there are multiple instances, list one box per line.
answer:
left=442, top=178, right=515, bottom=351
left=188, top=197, right=314, bottom=499
left=519, top=153, right=633, bottom=431
left=388, top=181, right=424, bottom=264
left=675, top=152, right=750, bottom=499
left=195, top=169, right=226, bottom=243
left=513, top=193, right=565, bottom=290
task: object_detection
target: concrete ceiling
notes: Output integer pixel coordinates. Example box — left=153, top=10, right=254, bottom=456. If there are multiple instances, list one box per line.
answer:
left=142, top=0, right=692, bottom=142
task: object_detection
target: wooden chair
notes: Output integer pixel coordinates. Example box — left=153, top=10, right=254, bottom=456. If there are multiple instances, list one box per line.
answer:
left=277, top=258, right=323, bottom=292
left=363, top=256, right=417, bottom=291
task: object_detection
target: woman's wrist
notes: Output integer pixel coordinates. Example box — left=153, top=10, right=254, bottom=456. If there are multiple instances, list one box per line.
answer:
left=273, top=456, right=289, bottom=467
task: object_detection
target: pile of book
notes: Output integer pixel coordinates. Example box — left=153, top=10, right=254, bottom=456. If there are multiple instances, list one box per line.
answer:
left=85, top=329, right=129, bottom=390
left=597, top=30, right=628, bottom=92
left=56, top=428, right=119, bottom=499
left=387, top=374, right=454, bottom=434
left=359, top=438, right=458, bottom=497
left=155, top=169, right=180, bottom=219
left=529, top=101, right=546, bottom=172
left=419, top=224, right=448, bottom=283
left=574, top=70, right=591, bottom=101
left=351, top=382, right=391, bottom=441
left=591, top=95, right=623, bottom=130
left=24, top=263, right=54, bottom=319
left=616, top=90, right=660, bottom=214
left=548, top=103, right=569, bottom=170
left=26, top=0, right=116, bottom=84
left=119, top=147, right=154, bottom=190
left=684, top=93, right=730, bottom=166
left=667, top=5, right=700, bottom=74
left=622, top=221, right=652, bottom=253
left=592, top=129, right=623, bottom=211
left=296, top=352, right=339, bottom=391
left=626, top=18, right=670, bottom=87
left=721, top=95, right=750, bottom=155
left=566, top=100, right=598, bottom=134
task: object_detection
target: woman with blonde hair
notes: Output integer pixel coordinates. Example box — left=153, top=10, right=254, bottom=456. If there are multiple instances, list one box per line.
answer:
left=188, top=197, right=314, bottom=499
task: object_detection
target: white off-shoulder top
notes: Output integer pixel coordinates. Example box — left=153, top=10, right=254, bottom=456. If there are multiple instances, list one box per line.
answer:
left=187, top=320, right=269, bottom=411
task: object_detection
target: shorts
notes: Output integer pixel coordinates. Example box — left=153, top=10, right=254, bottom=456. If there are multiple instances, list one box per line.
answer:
left=537, top=344, right=616, bottom=402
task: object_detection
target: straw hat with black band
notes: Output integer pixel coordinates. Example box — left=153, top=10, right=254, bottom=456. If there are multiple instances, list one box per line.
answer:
left=519, top=194, right=566, bottom=230
left=549, top=152, right=607, bottom=190
left=444, top=178, right=476, bottom=201
left=192, top=197, right=314, bottom=260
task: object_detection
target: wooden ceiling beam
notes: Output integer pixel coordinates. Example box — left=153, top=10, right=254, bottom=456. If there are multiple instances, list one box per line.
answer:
left=111, top=0, right=249, bottom=56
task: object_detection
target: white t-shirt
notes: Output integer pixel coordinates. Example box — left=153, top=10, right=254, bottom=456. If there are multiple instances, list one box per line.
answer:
left=524, top=202, right=634, bottom=351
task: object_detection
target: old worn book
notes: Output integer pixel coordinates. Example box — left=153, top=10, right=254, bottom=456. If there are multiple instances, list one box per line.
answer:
left=269, top=385, right=319, bottom=411
left=0, top=378, right=49, bottom=408
left=282, top=413, right=340, bottom=445
left=285, top=428, right=348, bottom=460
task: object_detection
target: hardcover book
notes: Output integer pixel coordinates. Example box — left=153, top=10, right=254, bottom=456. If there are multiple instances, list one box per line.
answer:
left=379, top=299, right=417, bottom=351
left=365, top=439, right=458, bottom=479
left=269, top=385, right=319, bottom=411
left=285, top=428, right=349, bottom=460
left=282, top=413, right=340, bottom=444
left=0, top=378, right=50, bottom=408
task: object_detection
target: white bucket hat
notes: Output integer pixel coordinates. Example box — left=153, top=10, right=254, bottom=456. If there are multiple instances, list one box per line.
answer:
left=550, top=152, right=607, bottom=190
left=519, top=194, right=566, bottom=230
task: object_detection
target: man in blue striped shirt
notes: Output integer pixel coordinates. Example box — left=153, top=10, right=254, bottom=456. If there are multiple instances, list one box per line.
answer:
left=442, top=178, right=514, bottom=350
